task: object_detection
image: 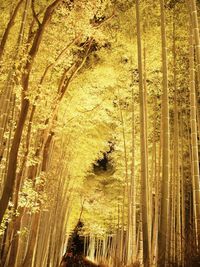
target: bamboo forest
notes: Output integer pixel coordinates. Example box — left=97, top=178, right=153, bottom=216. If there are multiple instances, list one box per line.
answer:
left=1, top=0, right=200, bottom=266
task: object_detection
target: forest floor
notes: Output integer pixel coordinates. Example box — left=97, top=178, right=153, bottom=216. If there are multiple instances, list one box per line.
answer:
left=60, top=254, right=107, bottom=267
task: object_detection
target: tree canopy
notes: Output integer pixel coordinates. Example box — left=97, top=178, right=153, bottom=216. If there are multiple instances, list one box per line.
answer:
left=0, top=0, right=200, bottom=266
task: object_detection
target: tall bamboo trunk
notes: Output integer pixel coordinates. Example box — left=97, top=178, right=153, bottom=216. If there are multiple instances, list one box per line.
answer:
left=158, top=0, right=170, bottom=265
left=130, top=83, right=137, bottom=263
left=151, top=98, right=159, bottom=267
left=135, top=1, right=150, bottom=265
left=189, top=18, right=200, bottom=249
left=180, top=112, right=185, bottom=267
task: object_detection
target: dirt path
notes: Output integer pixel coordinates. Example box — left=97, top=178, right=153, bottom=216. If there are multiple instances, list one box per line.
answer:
left=60, top=255, right=103, bottom=267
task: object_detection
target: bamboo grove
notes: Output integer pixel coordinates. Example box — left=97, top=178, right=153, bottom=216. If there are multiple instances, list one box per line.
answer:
left=0, top=0, right=200, bottom=266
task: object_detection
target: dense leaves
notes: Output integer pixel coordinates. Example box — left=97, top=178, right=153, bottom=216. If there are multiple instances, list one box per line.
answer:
left=0, top=0, right=200, bottom=267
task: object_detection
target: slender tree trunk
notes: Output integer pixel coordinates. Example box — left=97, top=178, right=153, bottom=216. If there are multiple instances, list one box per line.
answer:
left=189, top=19, right=200, bottom=249
left=130, top=83, right=137, bottom=263
left=135, top=1, right=150, bottom=265
left=172, top=15, right=182, bottom=265
left=180, top=112, right=185, bottom=267
left=158, top=0, right=170, bottom=265
left=151, top=98, right=159, bottom=267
